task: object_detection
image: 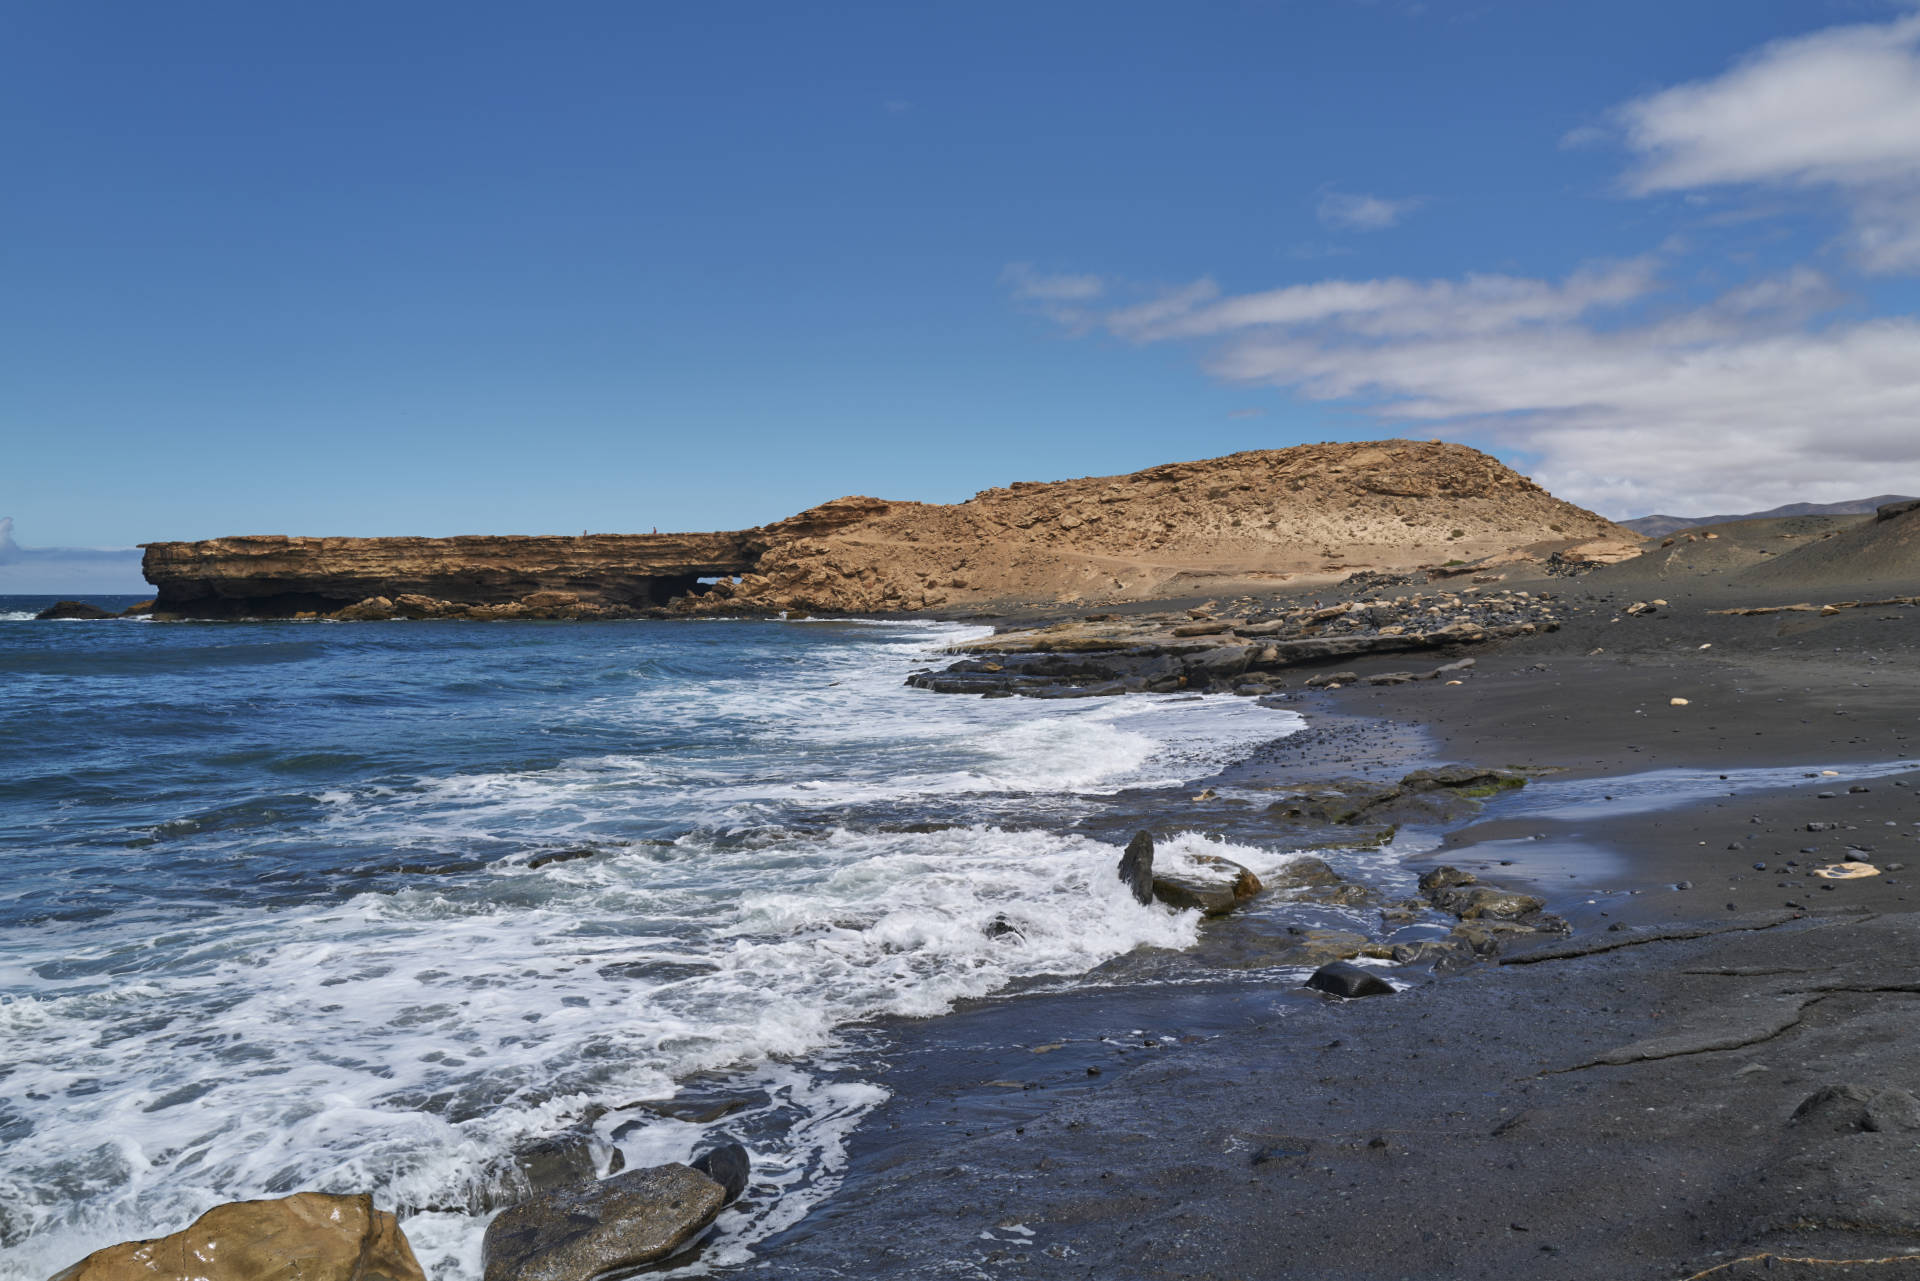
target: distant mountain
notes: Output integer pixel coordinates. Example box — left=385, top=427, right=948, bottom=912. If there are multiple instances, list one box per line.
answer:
left=1621, top=496, right=1919, bottom=539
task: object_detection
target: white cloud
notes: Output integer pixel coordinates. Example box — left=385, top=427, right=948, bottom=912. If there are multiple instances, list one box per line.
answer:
left=1063, top=263, right=1920, bottom=516
left=1316, top=188, right=1424, bottom=231
left=1614, top=11, right=1920, bottom=272
left=1000, top=263, right=1106, bottom=302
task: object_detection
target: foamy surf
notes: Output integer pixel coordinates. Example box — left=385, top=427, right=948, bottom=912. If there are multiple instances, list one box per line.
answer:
left=0, top=617, right=1301, bottom=1279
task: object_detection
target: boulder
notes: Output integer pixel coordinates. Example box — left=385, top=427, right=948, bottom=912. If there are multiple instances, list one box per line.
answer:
left=482, top=1163, right=728, bottom=1281
left=120, top=599, right=156, bottom=616
left=1791, top=1083, right=1920, bottom=1134
left=49, top=1192, right=424, bottom=1281
left=1428, top=884, right=1547, bottom=920
left=1151, top=853, right=1263, bottom=916
left=1117, top=831, right=1155, bottom=906
left=1417, top=865, right=1477, bottom=895
left=691, top=1142, right=751, bottom=1205
left=1265, top=856, right=1341, bottom=890
left=34, top=600, right=117, bottom=620
left=1304, top=961, right=1395, bottom=999
left=332, top=596, right=397, bottom=621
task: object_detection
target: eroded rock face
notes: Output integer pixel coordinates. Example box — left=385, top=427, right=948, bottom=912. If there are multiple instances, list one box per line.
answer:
left=481, top=1163, right=727, bottom=1281
left=138, top=440, right=1635, bottom=619
left=140, top=531, right=763, bottom=619
left=49, top=1192, right=424, bottom=1281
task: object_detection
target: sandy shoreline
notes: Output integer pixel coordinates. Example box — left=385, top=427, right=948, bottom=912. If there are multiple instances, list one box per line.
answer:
left=738, top=562, right=1920, bottom=1278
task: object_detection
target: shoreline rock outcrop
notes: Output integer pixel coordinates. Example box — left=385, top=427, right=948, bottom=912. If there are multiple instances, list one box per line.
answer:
left=49, top=1192, right=425, bottom=1281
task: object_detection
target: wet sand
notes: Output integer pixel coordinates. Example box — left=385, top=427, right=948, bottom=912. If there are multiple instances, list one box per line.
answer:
left=748, top=558, right=1920, bottom=1278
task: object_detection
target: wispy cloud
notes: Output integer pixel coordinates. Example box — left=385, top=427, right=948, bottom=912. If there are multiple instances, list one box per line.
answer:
left=1316, top=188, right=1424, bottom=232
left=1000, top=263, right=1105, bottom=303
left=0, top=517, right=147, bottom=593
left=1611, top=11, right=1920, bottom=272
left=1031, top=257, right=1917, bottom=516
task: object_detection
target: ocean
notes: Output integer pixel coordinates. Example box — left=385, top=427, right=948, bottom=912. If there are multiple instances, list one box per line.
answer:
left=0, top=599, right=1306, bottom=1277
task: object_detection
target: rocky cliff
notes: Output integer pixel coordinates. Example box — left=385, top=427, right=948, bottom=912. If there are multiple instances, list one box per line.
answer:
left=140, top=441, right=1639, bottom=619
left=694, top=439, right=1637, bottom=615
left=142, top=531, right=762, bottom=619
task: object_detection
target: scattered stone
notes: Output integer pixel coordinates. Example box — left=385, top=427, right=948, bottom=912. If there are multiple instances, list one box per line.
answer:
left=1427, top=885, right=1548, bottom=920
left=1118, top=831, right=1155, bottom=906
left=1268, top=857, right=1342, bottom=890
left=1418, top=865, right=1477, bottom=894
left=1152, top=853, right=1263, bottom=916
left=1305, top=671, right=1360, bottom=688
left=1791, top=1083, right=1920, bottom=1133
left=1304, top=961, right=1395, bottom=999
left=50, top=1193, right=425, bottom=1281
left=691, top=1143, right=751, bottom=1205
left=482, top=1164, right=727, bottom=1281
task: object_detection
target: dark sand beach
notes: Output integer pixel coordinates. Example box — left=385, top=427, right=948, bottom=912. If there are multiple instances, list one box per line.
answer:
left=753, top=528, right=1920, bottom=1279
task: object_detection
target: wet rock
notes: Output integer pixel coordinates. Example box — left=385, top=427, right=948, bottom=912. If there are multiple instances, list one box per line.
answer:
left=512, top=1129, right=601, bottom=1195
left=1118, top=831, right=1155, bottom=906
left=1428, top=885, right=1547, bottom=920
left=1266, top=856, right=1341, bottom=890
left=691, top=1142, right=751, bottom=1205
left=34, top=600, right=117, bottom=620
left=1418, top=865, right=1477, bottom=895
left=1791, top=1083, right=1920, bottom=1134
left=1151, top=853, right=1263, bottom=916
left=50, top=1192, right=424, bottom=1281
left=1400, top=765, right=1525, bottom=796
left=1305, top=671, right=1360, bottom=688
left=332, top=595, right=397, bottom=621
left=120, top=598, right=157, bottom=616
left=1294, top=881, right=1378, bottom=908
left=482, top=1163, right=727, bottom=1281
left=527, top=847, right=598, bottom=870
left=984, top=913, right=1024, bottom=940
left=1304, top=961, right=1395, bottom=999
left=1389, top=939, right=1464, bottom=966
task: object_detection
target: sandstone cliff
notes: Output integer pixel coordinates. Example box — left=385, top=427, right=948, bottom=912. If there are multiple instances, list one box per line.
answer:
left=142, top=531, right=760, bottom=619
left=140, top=441, right=1638, bottom=619
left=694, top=440, right=1636, bottom=614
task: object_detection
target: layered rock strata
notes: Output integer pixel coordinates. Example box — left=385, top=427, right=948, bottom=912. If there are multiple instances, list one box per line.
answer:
left=138, top=441, right=1637, bottom=619
left=140, top=532, right=762, bottom=619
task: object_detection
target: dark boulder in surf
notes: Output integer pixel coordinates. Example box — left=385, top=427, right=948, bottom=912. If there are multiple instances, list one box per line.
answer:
left=482, top=1163, right=727, bottom=1281
left=34, top=600, right=117, bottom=619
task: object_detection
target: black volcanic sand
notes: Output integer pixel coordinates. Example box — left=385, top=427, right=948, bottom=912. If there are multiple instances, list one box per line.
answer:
left=741, top=537, right=1920, bottom=1279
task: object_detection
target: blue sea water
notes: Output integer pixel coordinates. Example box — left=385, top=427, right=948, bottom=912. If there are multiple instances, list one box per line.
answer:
left=0, top=599, right=1303, bottom=1277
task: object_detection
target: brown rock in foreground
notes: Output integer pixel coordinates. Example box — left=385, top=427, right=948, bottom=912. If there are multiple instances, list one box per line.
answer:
left=49, top=1192, right=424, bottom=1281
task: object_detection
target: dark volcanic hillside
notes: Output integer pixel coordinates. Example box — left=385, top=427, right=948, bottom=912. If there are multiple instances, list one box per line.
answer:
left=1622, top=495, right=1918, bottom=538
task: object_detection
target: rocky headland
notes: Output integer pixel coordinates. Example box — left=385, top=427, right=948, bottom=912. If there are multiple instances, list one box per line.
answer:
left=132, top=440, right=1640, bottom=620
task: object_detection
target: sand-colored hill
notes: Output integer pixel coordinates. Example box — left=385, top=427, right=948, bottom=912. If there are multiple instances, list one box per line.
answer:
left=700, top=440, right=1638, bottom=613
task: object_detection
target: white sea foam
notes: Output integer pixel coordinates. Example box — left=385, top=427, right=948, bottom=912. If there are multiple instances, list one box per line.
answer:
left=0, top=620, right=1301, bottom=1279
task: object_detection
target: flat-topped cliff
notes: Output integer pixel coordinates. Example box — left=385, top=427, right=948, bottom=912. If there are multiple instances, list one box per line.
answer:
left=140, top=441, right=1640, bottom=618
left=141, top=531, right=763, bottom=619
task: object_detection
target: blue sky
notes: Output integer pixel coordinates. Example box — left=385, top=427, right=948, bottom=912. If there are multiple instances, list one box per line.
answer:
left=6, top=1, right=1920, bottom=590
